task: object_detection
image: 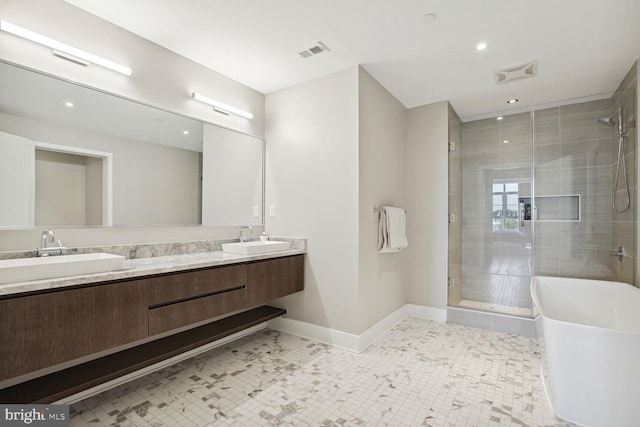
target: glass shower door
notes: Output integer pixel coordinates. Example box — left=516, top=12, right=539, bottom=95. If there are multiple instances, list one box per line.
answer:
left=449, top=111, right=534, bottom=317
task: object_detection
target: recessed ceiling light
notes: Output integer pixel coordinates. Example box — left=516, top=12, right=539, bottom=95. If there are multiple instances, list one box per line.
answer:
left=64, top=101, right=74, bottom=108
left=496, top=116, right=503, bottom=120
left=183, top=130, right=189, bottom=135
left=503, top=140, right=509, bottom=144
left=476, top=42, right=487, bottom=51
left=507, top=98, right=519, bottom=104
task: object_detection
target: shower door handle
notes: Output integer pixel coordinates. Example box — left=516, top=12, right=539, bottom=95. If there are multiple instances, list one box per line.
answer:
left=519, top=202, right=525, bottom=227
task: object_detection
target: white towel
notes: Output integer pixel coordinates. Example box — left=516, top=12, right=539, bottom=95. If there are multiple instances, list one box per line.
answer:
left=377, top=206, right=408, bottom=253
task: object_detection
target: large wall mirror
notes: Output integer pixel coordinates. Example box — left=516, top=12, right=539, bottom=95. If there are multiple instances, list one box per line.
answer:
left=0, top=60, right=264, bottom=228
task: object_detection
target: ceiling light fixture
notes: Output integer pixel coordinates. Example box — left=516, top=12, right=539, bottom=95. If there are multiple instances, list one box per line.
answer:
left=183, top=130, right=189, bottom=135
left=496, top=116, right=504, bottom=121
left=191, top=92, right=254, bottom=120
left=0, top=20, right=132, bottom=76
left=476, top=42, right=487, bottom=51
left=507, top=98, right=519, bottom=104
left=64, top=101, right=74, bottom=108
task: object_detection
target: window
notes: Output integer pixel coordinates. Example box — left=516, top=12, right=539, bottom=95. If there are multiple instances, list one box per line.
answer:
left=492, top=182, right=519, bottom=231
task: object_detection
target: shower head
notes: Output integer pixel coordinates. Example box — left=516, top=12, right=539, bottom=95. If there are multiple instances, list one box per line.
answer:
left=598, top=112, right=617, bottom=127
left=598, top=107, right=625, bottom=137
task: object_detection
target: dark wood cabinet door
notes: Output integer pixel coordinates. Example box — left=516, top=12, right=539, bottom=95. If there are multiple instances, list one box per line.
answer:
left=0, top=280, right=148, bottom=381
left=246, top=255, right=304, bottom=307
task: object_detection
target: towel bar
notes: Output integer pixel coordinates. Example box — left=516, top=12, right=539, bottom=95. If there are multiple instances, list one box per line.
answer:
left=374, top=207, right=406, bottom=213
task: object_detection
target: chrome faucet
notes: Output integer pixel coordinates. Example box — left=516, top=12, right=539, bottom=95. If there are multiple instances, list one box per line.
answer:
left=239, top=226, right=253, bottom=242
left=41, top=230, right=55, bottom=249
left=35, top=229, right=68, bottom=257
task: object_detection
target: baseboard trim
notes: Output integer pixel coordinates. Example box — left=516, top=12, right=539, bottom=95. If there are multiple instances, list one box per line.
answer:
left=267, top=304, right=447, bottom=353
left=266, top=317, right=360, bottom=352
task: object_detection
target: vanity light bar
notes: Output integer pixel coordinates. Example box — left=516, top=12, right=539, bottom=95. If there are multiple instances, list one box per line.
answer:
left=191, top=92, right=254, bottom=120
left=0, top=20, right=132, bottom=76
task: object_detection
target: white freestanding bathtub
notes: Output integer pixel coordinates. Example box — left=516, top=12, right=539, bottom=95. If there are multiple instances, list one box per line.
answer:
left=531, top=276, right=640, bottom=427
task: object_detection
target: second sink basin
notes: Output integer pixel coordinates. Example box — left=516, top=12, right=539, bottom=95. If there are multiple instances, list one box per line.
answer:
left=0, top=253, right=125, bottom=285
left=222, top=240, right=290, bottom=255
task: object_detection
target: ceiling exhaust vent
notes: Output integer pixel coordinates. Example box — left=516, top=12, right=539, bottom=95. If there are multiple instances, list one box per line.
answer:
left=494, top=60, right=538, bottom=84
left=298, top=41, right=330, bottom=59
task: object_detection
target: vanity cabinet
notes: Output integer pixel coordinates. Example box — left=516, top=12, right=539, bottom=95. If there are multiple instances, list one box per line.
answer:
left=0, top=253, right=304, bottom=401
left=0, top=279, right=148, bottom=381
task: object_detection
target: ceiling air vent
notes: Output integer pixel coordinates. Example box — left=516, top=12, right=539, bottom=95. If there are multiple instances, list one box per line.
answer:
left=298, top=41, right=330, bottom=59
left=494, top=60, right=538, bottom=84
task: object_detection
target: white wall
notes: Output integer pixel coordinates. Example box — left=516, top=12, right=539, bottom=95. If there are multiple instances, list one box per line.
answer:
left=265, top=67, right=413, bottom=336
left=265, top=67, right=361, bottom=334
left=406, top=101, right=449, bottom=308
left=0, top=0, right=264, bottom=251
left=357, top=68, right=407, bottom=332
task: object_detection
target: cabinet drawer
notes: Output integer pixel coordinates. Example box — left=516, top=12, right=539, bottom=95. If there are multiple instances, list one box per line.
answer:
left=149, top=264, right=245, bottom=306
left=148, top=288, right=246, bottom=335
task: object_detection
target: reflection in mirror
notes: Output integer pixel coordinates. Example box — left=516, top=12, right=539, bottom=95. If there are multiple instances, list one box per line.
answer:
left=202, top=124, right=263, bottom=226
left=0, top=60, right=264, bottom=228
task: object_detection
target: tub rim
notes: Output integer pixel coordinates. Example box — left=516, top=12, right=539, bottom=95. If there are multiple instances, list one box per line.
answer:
left=530, top=275, right=640, bottom=336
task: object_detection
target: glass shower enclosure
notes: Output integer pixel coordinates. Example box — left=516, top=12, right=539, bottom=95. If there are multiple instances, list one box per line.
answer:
left=448, top=64, right=637, bottom=317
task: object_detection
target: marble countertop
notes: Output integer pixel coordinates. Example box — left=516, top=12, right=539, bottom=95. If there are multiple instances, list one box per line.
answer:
left=0, top=248, right=305, bottom=297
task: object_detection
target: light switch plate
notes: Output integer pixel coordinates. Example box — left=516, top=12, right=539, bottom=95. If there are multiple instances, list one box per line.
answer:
left=269, top=205, right=276, bottom=218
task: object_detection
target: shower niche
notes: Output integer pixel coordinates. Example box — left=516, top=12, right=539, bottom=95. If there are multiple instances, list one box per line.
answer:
left=518, top=195, right=581, bottom=223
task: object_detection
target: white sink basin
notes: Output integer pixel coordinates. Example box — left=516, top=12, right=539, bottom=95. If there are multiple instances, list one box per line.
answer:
left=222, top=240, right=290, bottom=255
left=0, top=253, right=125, bottom=285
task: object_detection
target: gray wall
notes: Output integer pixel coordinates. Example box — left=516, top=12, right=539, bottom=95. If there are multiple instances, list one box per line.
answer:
left=357, top=67, right=407, bottom=332
left=406, top=101, right=449, bottom=309
left=610, top=61, right=637, bottom=284
left=534, top=98, right=615, bottom=280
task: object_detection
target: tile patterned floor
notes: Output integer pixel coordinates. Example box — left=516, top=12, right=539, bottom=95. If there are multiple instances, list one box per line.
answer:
left=70, top=318, right=572, bottom=426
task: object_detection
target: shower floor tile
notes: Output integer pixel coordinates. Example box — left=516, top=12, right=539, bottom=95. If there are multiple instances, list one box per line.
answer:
left=461, top=268, right=533, bottom=316
left=69, top=318, right=573, bottom=426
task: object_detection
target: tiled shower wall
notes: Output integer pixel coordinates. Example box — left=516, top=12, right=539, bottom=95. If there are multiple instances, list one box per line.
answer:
left=533, top=98, right=615, bottom=280
left=448, top=103, right=463, bottom=304
left=610, top=61, right=637, bottom=284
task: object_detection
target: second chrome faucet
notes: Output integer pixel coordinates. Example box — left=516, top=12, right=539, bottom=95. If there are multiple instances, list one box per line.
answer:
left=239, top=226, right=253, bottom=242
